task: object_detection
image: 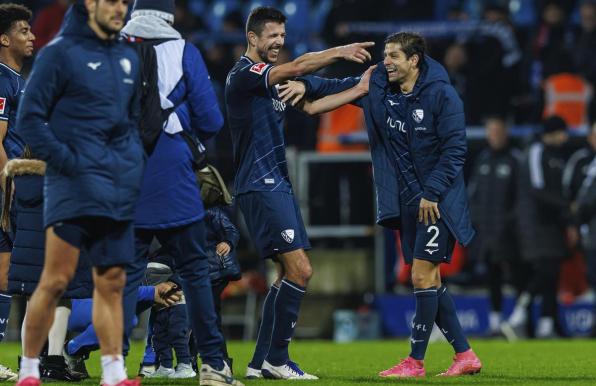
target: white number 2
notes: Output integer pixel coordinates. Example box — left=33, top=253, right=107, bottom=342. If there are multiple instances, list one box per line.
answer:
left=426, top=226, right=440, bottom=247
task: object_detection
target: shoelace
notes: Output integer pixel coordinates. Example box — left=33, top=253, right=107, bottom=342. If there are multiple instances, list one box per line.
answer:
left=286, top=361, right=305, bottom=376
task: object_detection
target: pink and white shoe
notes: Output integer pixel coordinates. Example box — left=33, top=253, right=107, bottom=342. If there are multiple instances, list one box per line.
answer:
left=378, top=357, right=425, bottom=378
left=15, top=377, right=41, bottom=386
left=437, top=349, right=482, bottom=376
left=101, top=378, right=142, bottom=386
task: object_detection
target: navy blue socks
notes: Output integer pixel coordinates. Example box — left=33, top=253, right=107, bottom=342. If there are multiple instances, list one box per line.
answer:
left=435, top=285, right=470, bottom=353
left=0, top=291, right=11, bottom=342
left=266, top=279, right=305, bottom=366
left=409, top=287, right=438, bottom=360
left=248, top=284, right=279, bottom=369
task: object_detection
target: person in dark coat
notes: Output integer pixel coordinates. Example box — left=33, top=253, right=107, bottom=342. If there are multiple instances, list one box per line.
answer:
left=14, top=1, right=144, bottom=385
left=467, top=116, right=521, bottom=334
left=3, top=155, right=93, bottom=382
left=501, top=115, right=574, bottom=340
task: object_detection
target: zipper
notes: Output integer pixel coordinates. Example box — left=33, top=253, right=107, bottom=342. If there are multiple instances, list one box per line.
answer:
left=107, top=46, right=123, bottom=211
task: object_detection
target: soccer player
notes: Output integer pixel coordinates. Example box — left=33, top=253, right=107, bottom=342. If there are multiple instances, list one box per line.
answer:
left=15, top=1, right=144, bottom=385
left=225, top=6, right=373, bottom=380
left=284, top=32, right=482, bottom=377
left=0, top=3, right=34, bottom=382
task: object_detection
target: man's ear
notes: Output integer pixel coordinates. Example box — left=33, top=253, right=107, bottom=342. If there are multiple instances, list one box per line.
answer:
left=247, top=31, right=257, bottom=48
left=410, top=53, right=420, bottom=68
left=0, top=34, right=9, bottom=48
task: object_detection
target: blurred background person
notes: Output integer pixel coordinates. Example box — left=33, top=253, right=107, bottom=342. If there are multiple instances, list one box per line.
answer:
left=501, top=115, right=574, bottom=340
left=468, top=116, right=521, bottom=336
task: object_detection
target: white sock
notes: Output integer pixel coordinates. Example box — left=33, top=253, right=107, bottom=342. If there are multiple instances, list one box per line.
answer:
left=101, top=355, right=127, bottom=385
left=536, top=317, right=554, bottom=337
left=48, top=306, right=71, bottom=355
left=509, top=293, right=531, bottom=326
left=19, top=356, right=40, bottom=380
left=489, top=311, right=502, bottom=331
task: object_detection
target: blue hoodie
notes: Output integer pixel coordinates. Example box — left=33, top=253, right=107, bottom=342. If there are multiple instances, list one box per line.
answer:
left=301, top=57, right=475, bottom=246
left=16, top=2, right=144, bottom=227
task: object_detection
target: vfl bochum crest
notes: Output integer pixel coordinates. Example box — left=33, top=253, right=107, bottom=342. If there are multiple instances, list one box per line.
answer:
left=281, top=229, right=295, bottom=244
left=412, top=109, right=424, bottom=123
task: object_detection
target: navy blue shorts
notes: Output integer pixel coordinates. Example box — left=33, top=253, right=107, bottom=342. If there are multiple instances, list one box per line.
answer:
left=236, top=191, right=310, bottom=259
left=52, top=217, right=135, bottom=267
left=400, top=205, right=455, bottom=265
left=0, top=228, right=12, bottom=253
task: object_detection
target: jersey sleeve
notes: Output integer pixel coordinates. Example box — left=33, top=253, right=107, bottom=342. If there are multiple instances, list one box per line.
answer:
left=232, top=62, right=273, bottom=96
left=0, top=76, right=13, bottom=122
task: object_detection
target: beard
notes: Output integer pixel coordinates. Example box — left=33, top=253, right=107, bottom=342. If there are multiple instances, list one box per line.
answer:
left=94, top=14, right=122, bottom=37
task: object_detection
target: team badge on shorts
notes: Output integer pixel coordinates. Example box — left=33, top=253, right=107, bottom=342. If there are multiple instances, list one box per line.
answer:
left=281, top=229, right=295, bottom=243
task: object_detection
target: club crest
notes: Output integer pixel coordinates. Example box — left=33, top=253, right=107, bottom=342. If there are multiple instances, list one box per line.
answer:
left=281, top=229, right=295, bottom=244
left=412, top=109, right=424, bottom=123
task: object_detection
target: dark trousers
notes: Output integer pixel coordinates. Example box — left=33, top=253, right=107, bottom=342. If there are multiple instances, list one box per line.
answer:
left=190, top=280, right=230, bottom=363
left=123, top=220, right=224, bottom=368
left=525, top=259, right=561, bottom=318
left=153, top=304, right=191, bottom=368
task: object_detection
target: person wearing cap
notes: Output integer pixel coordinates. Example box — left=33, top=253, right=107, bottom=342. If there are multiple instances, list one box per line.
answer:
left=500, top=115, right=575, bottom=340
left=119, top=2, right=243, bottom=385
left=14, top=0, right=144, bottom=385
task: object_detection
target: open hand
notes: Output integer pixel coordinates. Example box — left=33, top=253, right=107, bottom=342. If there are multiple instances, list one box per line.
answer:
left=418, top=198, right=440, bottom=226
left=356, top=65, right=377, bottom=94
left=278, top=81, right=306, bottom=105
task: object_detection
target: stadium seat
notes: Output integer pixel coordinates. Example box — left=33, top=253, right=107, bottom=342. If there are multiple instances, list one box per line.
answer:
left=206, top=0, right=242, bottom=32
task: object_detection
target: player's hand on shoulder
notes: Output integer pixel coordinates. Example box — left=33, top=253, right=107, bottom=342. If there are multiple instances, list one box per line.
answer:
left=278, top=81, right=306, bottom=105
left=356, top=65, right=377, bottom=95
left=337, top=42, right=375, bottom=63
left=418, top=198, right=440, bottom=226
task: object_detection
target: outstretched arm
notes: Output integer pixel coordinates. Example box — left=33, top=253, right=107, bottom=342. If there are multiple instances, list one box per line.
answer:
left=267, top=42, right=374, bottom=87
left=282, top=65, right=375, bottom=115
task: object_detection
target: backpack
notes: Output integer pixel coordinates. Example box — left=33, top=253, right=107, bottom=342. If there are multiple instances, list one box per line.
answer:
left=128, top=38, right=173, bottom=155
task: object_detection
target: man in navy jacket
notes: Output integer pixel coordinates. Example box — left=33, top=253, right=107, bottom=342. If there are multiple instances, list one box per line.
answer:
left=119, top=1, right=242, bottom=385
left=15, top=1, right=143, bottom=386
left=288, top=32, right=480, bottom=378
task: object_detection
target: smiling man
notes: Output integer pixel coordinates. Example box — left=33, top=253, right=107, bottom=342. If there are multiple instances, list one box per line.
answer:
left=282, top=32, right=482, bottom=378
left=0, top=3, right=34, bottom=382
left=15, top=1, right=144, bottom=385
left=225, top=6, right=374, bottom=380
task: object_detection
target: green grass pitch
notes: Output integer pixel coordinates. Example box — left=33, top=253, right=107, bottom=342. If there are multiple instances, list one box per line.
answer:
left=2, top=339, right=596, bottom=385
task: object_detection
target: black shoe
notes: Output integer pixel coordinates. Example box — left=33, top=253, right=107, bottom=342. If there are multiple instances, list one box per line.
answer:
left=40, top=355, right=83, bottom=382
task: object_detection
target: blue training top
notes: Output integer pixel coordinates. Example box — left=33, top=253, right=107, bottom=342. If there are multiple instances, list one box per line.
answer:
left=0, top=62, right=26, bottom=159
left=225, top=56, right=292, bottom=194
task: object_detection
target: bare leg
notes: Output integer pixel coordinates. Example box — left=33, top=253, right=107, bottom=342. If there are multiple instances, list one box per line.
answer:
left=92, top=265, right=126, bottom=356
left=0, top=252, right=10, bottom=291
left=23, top=227, right=79, bottom=358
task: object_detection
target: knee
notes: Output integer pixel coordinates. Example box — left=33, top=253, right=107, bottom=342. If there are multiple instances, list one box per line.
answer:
left=95, top=267, right=126, bottom=295
left=286, top=261, right=313, bottom=286
left=39, top=273, right=72, bottom=298
left=411, top=270, right=433, bottom=289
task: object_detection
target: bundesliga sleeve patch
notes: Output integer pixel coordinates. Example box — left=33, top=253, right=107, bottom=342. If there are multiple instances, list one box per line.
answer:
left=0, top=98, right=5, bottom=115
left=249, top=63, right=269, bottom=75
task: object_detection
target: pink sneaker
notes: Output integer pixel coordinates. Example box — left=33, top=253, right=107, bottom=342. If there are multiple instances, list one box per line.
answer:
left=437, top=349, right=482, bottom=376
left=101, top=378, right=142, bottom=386
left=378, top=357, right=425, bottom=378
left=15, top=377, right=41, bottom=386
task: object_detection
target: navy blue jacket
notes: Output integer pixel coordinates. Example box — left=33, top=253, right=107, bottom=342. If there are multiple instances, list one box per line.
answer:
left=302, top=57, right=475, bottom=246
left=6, top=159, right=93, bottom=298
left=15, top=3, right=144, bottom=227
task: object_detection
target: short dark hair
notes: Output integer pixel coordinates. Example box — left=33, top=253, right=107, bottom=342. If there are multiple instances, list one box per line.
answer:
left=246, top=6, right=286, bottom=36
left=0, top=3, right=32, bottom=36
left=384, top=32, right=426, bottom=68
